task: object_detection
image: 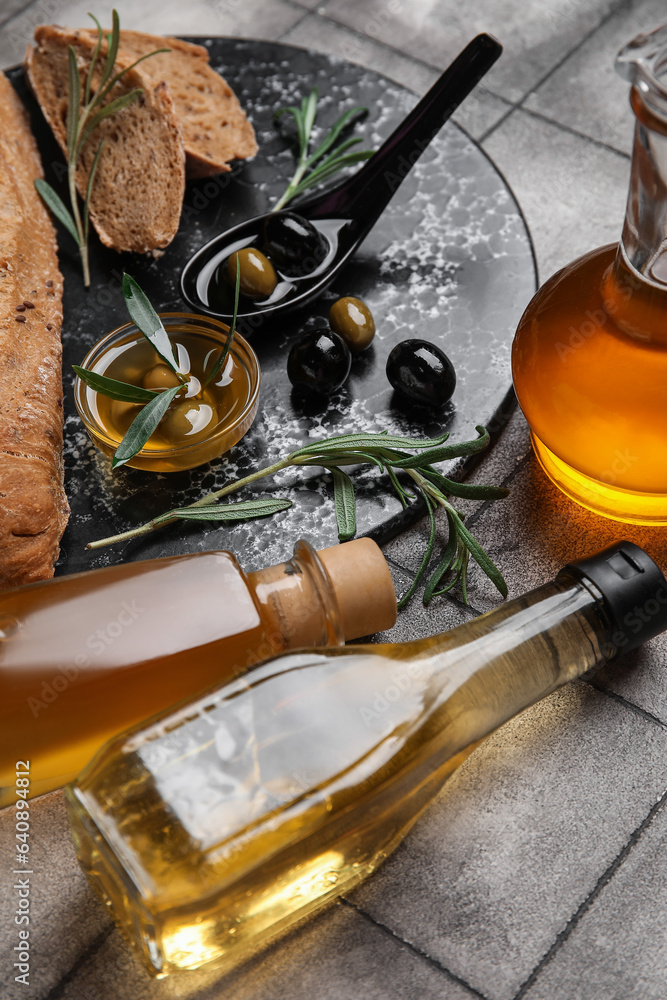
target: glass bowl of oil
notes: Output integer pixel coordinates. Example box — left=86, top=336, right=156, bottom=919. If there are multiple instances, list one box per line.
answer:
left=74, top=313, right=260, bottom=472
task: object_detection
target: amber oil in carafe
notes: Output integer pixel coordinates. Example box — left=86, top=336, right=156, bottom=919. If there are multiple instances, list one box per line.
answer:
left=512, top=25, right=667, bottom=523
left=66, top=542, right=667, bottom=977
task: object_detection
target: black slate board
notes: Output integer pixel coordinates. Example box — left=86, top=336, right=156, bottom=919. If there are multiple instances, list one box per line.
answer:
left=8, top=39, right=537, bottom=576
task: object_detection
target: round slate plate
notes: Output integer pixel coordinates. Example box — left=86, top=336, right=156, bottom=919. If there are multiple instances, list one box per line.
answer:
left=8, top=39, right=537, bottom=576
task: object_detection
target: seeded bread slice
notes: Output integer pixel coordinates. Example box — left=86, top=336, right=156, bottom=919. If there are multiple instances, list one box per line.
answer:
left=79, top=29, right=258, bottom=178
left=25, top=25, right=185, bottom=254
left=0, top=72, right=69, bottom=587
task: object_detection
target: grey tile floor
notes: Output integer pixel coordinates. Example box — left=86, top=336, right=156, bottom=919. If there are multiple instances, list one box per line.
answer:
left=2, top=1, right=667, bottom=998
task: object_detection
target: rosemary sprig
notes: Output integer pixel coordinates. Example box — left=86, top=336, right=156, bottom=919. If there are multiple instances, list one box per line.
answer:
left=273, top=87, right=374, bottom=211
left=34, top=10, right=168, bottom=286
left=86, top=426, right=509, bottom=607
left=76, top=272, right=240, bottom=468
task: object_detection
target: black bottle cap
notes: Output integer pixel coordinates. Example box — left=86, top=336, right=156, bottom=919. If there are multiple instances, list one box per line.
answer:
left=559, top=541, right=667, bottom=654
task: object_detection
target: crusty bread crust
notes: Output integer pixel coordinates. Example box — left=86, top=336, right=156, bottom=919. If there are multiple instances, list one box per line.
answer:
left=26, top=25, right=186, bottom=254
left=78, top=29, right=258, bottom=178
left=0, top=72, right=69, bottom=587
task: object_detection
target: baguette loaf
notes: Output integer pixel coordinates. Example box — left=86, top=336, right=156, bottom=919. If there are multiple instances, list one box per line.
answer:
left=0, top=72, right=69, bottom=588
left=26, top=26, right=185, bottom=254
left=88, top=30, right=259, bottom=178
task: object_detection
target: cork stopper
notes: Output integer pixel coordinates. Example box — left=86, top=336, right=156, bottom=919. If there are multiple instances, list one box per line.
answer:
left=317, top=538, right=397, bottom=639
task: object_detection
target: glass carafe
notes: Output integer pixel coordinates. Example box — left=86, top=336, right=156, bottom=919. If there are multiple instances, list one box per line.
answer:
left=512, top=24, right=667, bottom=523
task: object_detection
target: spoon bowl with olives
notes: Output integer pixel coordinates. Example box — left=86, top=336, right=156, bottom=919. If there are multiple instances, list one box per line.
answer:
left=181, top=33, right=502, bottom=323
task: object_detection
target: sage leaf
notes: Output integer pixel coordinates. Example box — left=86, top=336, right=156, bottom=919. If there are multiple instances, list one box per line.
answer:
left=423, top=513, right=459, bottom=605
left=73, top=365, right=159, bottom=403
left=34, top=180, right=80, bottom=245
left=392, top=427, right=490, bottom=468
left=295, top=449, right=385, bottom=471
left=112, top=385, right=181, bottom=469
left=452, top=512, right=507, bottom=598
left=423, top=469, right=509, bottom=500
left=293, top=431, right=448, bottom=458
left=397, top=492, right=437, bottom=610
left=329, top=467, right=356, bottom=541
left=89, top=425, right=510, bottom=606
left=154, top=497, right=292, bottom=524
left=122, top=273, right=182, bottom=374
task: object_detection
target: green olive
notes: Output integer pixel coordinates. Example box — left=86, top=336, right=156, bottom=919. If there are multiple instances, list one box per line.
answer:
left=329, top=296, right=375, bottom=353
left=142, top=363, right=182, bottom=391
left=227, top=248, right=278, bottom=300
left=160, top=399, right=216, bottom=443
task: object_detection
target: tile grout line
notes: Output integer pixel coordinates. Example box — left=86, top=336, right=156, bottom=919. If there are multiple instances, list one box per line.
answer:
left=40, top=924, right=114, bottom=1000
left=292, top=5, right=474, bottom=83
left=339, top=897, right=491, bottom=1000
left=480, top=0, right=629, bottom=144
left=585, top=677, right=667, bottom=732
left=462, top=450, right=533, bottom=532
left=0, top=0, right=36, bottom=34
left=276, top=5, right=314, bottom=42
left=518, top=105, right=630, bottom=160
left=511, top=783, right=667, bottom=999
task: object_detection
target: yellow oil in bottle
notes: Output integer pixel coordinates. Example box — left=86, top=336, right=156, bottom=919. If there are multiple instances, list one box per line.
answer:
left=69, top=549, right=650, bottom=978
left=0, top=539, right=395, bottom=805
left=0, top=554, right=278, bottom=804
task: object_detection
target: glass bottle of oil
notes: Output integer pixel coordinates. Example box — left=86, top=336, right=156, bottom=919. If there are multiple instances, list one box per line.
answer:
left=66, top=541, right=667, bottom=978
left=512, top=24, right=667, bottom=523
left=0, top=538, right=396, bottom=805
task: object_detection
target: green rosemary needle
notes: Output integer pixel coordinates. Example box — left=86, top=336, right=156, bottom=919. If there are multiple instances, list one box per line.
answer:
left=273, top=87, right=374, bottom=211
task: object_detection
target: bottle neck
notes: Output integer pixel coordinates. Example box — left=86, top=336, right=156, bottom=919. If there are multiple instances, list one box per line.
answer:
left=620, top=88, right=667, bottom=284
left=605, top=88, right=667, bottom=343
left=247, top=540, right=345, bottom=653
left=401, top=576, right=612, bottom=725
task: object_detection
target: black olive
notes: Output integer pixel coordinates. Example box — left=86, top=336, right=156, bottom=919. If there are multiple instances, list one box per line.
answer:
left=386, top=339, right=456, bottom=409
left=329, top=296, right=375, bottom=353
left=262, top=212, right=328, bottom=278
left=287, top=329, right=351, bottom=395
left=226, top=248, right=277, bottom=299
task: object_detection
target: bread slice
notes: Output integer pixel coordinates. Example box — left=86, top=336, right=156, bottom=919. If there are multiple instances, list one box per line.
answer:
left=0, top=72, right=69, bottom=587
left=79, top=29, right=258, bottom=178
left=25, top=25, right=185, bottom=254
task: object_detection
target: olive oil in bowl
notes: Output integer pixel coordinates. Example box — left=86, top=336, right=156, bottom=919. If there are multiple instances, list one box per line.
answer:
left=75, top=314, right=260, bottom=472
